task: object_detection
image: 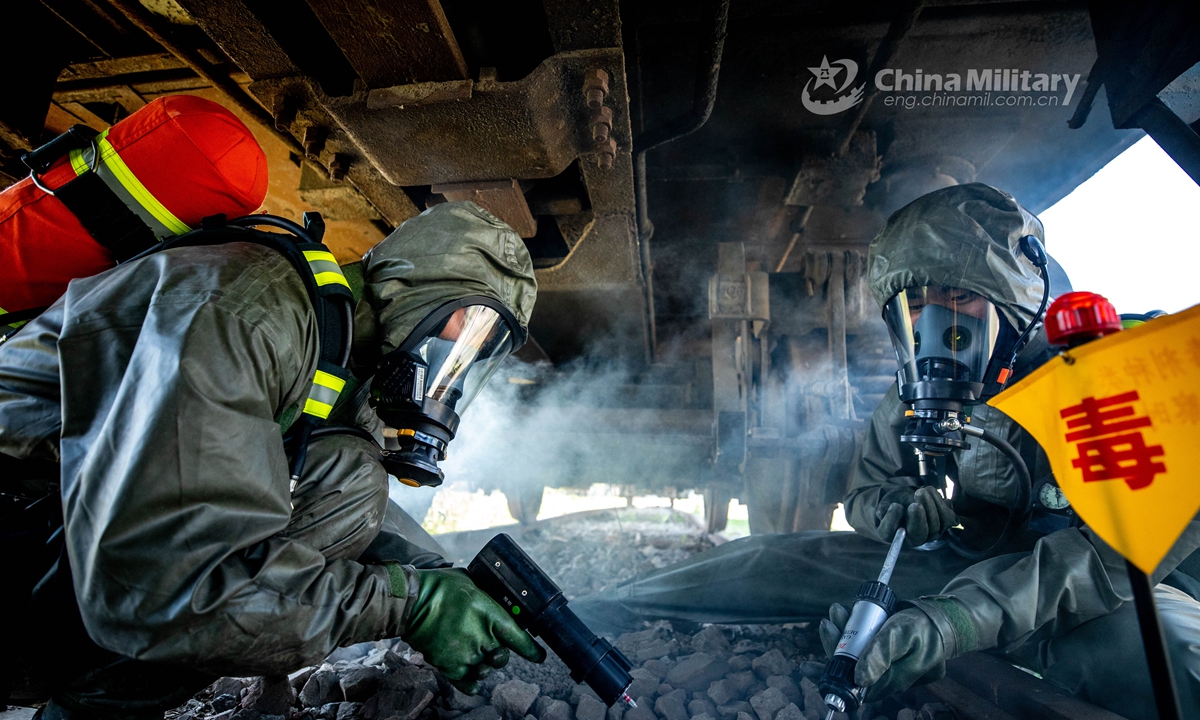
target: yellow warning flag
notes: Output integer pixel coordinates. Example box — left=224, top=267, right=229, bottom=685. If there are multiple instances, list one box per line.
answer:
left=989, top=303, right=1200, bottom=574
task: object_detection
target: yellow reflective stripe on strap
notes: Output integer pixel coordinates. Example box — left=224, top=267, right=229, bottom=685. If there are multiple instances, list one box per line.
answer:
left=303, top=249, right=338, bottom=264
left=95, top=133, right=191, bottom=236
left=69, top=148, right=89, bottom=175
left=313, top=369, right=347, bottom=393
left=302, top=369, right=347, bottom=419
left=302, top=250, right=351, bottom=289
left=312, top=271, right=351, bottom=288
left=303, top=397, right=335, bottom=419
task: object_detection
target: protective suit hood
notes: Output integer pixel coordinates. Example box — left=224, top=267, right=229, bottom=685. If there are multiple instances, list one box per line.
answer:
left=867, top=183, right=1044, bottom=332
left=363, top=201, right=537, bottom=353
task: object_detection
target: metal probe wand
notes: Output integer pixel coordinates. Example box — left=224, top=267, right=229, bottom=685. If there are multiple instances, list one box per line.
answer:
left=819, top=528, right=906, bottom=720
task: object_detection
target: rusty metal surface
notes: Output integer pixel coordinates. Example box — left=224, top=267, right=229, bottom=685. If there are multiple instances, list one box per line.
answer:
left=432, top=179, right=538, bottom=238
left=305, top=47, right=628, bottom=187
left=784, top=132, right=882, bottom=207
left=171, top=0, right=300, bottom=80
left=367, top=79, right=473, bottom=109
left=542, top=0, right=622, bottom=52
left=304, top=0, right=468, bottom=87
left=298, top=163, right=383, bottom=222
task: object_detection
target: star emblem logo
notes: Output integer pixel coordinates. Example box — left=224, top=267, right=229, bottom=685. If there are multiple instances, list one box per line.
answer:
left=808, top=56, right=842, bottom=90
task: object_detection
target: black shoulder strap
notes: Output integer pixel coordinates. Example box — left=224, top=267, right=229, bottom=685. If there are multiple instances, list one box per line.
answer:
left=21, top=125, right=159, bottom=262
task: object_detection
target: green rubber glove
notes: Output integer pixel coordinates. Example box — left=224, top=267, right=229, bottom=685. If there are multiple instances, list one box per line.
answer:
left=397, top=567, right=546, bottom=693
left=820, top=599, right=973, bottom=702
left=876, top=485, right=958, bottom=547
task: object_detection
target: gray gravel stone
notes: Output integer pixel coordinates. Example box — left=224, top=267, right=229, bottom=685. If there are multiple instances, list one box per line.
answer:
left=460, top=706, right=502, bottom=720
left=667, top=654, right=732, bottom=692
left=796, top=662, right=824, bottom=682
left=212, top=694, right=239, bottom=713
left=624, top=701, right=657, bottom=720
left=577, top=695, right=608, bottom=720
left=289, top=667, right=317, bottom=691
left=774, top=704, right=803, bottom=720
left=689, top=627, right=731, bottom=655
left=725, top=672, right=756, bottom=697
left=655, top=689, right=690, bottom=720
left=896, top=710, right=917, bottom=720
left=727, top=656, right=751, bottom=672
left=765, top=677, right=799, bottom=705
left=492, top=679, right=541, bottom=719
left=798, top=678, right=823, bottom=715
left=688, top=699, right=717, bottom=718
left=716, top=701, right=753, bottom=720
left=706, top=680, right=736, bottom=706
left=749, top=687, right=787, bottom=720
left=535, top=697, right=573, bottom=720
left=658, top=684, right=676, bottom=698
left=449, top=688, right=488, bottom=712
left=571, top=684, right=603, bottom=707
left=751, top=651, right=793, bottom=680
left=627, top=669, right=661, bottom=700
left=360, top=685, right=435, bottom=720
left=691, top=714, right=716, bottom=720
left=637, top=639, right=680, bottom=662
left=243, top=676, right=295, bottom=715
left=340, top=666, right=385, bottom=702
left=337, top=702, right=363, bottom=720
left=643, top=659, right=671, bottom=679
left=607, top=702, right=625, bottom=720
left=211, top=677, right=248, bottom=700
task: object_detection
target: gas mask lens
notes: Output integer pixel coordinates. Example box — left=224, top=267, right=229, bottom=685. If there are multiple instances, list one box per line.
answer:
left=415, top=305, right=513, bottom=414
left=370, top=301, right=519, bottom=488
left=884, top=286, right=1001, bottom=388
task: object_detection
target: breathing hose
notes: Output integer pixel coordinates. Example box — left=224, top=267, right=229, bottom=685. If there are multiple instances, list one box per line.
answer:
left=941, top=420, right=1032, bottom=560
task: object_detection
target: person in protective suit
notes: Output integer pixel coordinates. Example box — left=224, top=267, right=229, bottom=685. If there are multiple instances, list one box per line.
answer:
left=570, top=184, right=1200, bottom=720
left=0, top=201, right=543, bottom=719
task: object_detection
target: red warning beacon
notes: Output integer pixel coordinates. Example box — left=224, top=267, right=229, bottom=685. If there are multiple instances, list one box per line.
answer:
left=1044, top=291, right=1123, bottom=349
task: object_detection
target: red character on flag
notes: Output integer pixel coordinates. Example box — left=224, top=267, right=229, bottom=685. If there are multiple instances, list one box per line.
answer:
left=1060, top=391, right=1166, bottom=490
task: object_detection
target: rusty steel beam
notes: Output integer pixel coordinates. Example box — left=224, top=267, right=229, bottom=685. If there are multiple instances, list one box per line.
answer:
left=256, top=48, right=627, bottom=187
left=59, top=53, right=186, bottom=81
left=170, top=0, right=300, bottom=80
left=104, top=0, right=306, bottom=158
left=834, top=0, right=926, bottom=158
left=432, top=179, right=538, bottom=238
left=303, top=0, right=468, bottom=87
left=54, top=84, right=147, bottom=114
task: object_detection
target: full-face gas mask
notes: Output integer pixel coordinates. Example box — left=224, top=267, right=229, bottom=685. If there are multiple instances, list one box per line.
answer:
left=369, top=296, right=522, bottom=487
left=884, top=235, right=1050, bottom=558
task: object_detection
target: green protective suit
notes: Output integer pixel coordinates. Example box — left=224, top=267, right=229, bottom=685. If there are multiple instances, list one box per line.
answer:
left=0, top=202, right=536, bottom=706
left=571, top=185, right=1200, bottom=720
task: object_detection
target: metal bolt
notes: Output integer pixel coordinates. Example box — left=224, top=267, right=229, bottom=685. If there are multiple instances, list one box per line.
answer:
left=582, top=68, right=610, bottom=109
left=590, top=105, right=613, bottom=142
left=271, top=93, right=295, bottom=132
left=302, top=126, right=326, bottom=160
left=521, top=590, right=528, bottom=596
left=494, top=561, right=501, bottom=567
left=328, top=153, right=351, bottom=183
left=594, top=137, right=616, bottom=169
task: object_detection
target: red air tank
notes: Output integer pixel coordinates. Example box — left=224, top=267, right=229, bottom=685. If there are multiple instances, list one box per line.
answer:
left=0, top=95, right=268, bottom=322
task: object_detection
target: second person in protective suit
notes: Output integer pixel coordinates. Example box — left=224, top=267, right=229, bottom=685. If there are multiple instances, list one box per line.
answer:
left=571, top=184, right=1200, bottom=720
left=0, top=201, right=541, bottom=719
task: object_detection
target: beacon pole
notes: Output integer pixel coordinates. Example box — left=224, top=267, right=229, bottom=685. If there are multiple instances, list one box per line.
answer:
left=1127, top=561, right=1182, bottom=720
